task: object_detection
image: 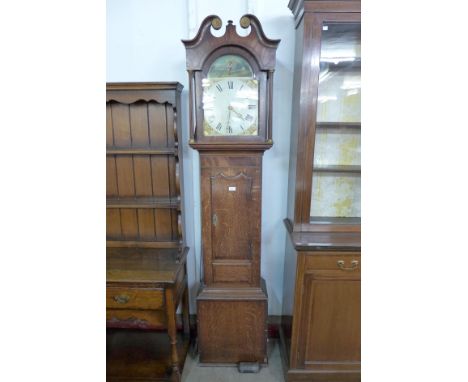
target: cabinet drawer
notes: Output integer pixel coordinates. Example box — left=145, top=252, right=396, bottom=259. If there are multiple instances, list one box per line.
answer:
left=303, top=252, right=361, bottom=272
left=106, top=287, right=164, bottom=310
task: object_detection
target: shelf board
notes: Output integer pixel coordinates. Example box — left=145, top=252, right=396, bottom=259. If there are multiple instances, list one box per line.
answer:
left=107, top=329, right=190, bottom=382
left=106, top=240, right=180, bottom=249
left=107, top=197, right=180, bottom=209
left=310, top=216, right=361, bottom=224
left=313, top=164, right=361, bottom=173
left=320, top=58, right=361, bottom=71
left=316, top=122, right=361, bottom=129
left=107, top=147, right=178, bottom=155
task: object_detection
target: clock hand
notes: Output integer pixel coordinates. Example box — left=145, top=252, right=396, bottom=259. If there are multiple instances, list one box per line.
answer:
left=228, top=105, right=244, bottom=120
left=226, top=107, right=232, bottom=133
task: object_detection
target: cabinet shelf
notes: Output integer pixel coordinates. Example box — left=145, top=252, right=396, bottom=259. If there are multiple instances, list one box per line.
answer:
left=316, top=122, right=360, bottom=129
left=313, top=164, right=360, bottom=173
left=107, top=147, right=178, bottom=155
left=321, top=58, right=361, bottom=71
left=106, top=196, right=180, bottom=209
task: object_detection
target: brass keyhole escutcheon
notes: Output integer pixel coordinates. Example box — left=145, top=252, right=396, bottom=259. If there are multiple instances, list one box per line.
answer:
left=212, top=213, right=218, bottom=227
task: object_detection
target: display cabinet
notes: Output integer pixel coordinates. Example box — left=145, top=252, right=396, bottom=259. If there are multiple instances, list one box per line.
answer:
left=280, top=1, right=361, bottom=381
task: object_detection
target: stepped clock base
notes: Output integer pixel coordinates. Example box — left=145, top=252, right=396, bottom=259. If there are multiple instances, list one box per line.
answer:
left=196, top=278, right=268, bottom=364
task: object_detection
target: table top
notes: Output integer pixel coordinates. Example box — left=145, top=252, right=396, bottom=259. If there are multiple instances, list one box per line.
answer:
left=106, top=247, right=188, bottom=285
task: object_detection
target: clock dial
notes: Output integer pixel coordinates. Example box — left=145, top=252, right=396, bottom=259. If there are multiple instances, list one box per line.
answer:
left=202, top=77, right=259, bottom=136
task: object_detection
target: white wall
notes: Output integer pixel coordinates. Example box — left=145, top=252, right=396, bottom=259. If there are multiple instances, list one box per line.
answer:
left=107, top=0, right=295, bottom=315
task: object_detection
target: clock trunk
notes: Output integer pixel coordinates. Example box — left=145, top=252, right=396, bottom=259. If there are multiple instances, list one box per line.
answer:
left=200, top=152, right=262, bottom=287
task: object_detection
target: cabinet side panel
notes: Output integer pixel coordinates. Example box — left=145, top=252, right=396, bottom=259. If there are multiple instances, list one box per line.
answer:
left=286, top=19, right=304, bottom=223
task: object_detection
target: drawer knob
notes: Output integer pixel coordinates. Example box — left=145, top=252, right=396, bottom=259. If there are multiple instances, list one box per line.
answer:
left=337, top=259, right=359, bottom=271
left=113, top=294, right=130, bottom=304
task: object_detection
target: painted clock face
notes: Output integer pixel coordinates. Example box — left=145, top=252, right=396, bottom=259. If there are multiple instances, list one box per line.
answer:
left=202, top=55, right=259, bottom=136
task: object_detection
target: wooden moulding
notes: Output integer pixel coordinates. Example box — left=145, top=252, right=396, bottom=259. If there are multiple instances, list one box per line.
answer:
left=289, top=0, right=361, bottom=28
left=106, top=82, right=183, bottom=106
left=284, top=219, right=360, bottom=250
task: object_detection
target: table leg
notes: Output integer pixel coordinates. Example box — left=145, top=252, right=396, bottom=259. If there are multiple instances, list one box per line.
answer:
left=182, top=285, right=190, bottom=336
left=165, top=288, right=181, bottom=382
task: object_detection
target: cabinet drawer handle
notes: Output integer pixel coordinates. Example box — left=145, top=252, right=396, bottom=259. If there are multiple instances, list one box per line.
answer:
left=337, top=260, right=359, bottom=271
left=113, top=295, right=130, bottom=304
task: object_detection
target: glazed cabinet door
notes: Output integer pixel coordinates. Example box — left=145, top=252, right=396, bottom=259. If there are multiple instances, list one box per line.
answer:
left=293, top=253, right=361, bottom=371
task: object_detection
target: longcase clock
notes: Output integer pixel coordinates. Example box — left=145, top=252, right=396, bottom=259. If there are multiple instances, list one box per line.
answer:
left=182, top=15, right=279, bottom=364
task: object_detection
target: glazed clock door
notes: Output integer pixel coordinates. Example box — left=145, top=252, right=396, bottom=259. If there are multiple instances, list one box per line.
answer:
left=202, top=55, right=259, bottom=137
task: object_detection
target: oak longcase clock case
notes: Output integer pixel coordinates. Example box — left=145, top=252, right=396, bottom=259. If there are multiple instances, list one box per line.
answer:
left=183, top=15, right=279, bottom=364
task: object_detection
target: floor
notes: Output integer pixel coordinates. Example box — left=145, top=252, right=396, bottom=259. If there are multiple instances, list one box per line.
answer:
left=181, top=339, right=285, bottom=382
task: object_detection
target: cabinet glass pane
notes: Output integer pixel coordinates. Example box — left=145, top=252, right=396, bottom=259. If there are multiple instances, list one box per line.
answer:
left=311, top=22, right=361, bottom=220
left=311, top=173, right=361, bottom=218
left=314, top=126, right=360, bottom=166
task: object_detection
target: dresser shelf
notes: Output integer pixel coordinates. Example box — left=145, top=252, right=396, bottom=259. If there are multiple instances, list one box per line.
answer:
left=106, top=197, right=180, bottom=209
left=106, top=147, right=178, bottom=155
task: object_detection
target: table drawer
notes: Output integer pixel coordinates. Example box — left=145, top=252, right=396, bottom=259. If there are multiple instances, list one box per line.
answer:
left=106, top=287, right=165, bottom=310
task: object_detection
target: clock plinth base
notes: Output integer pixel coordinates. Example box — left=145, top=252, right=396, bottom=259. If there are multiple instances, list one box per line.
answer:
left=196, top=278, right=268, bottom=365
